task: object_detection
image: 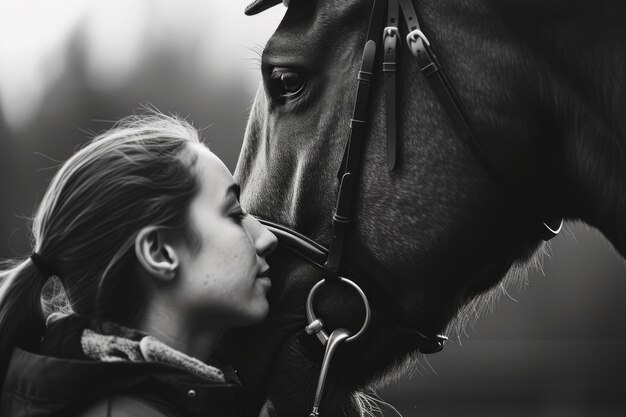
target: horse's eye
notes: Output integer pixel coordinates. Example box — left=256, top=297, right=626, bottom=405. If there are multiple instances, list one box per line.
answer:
left=267, top=67, right=306, bottom=100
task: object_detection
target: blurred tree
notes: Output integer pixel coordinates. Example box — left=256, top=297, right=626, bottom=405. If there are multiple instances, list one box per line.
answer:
left=0, top=19, right=252, bottom=258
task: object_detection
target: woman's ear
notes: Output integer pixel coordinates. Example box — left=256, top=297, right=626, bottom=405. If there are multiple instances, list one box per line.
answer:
left=135, top=226, right=180, bottom=281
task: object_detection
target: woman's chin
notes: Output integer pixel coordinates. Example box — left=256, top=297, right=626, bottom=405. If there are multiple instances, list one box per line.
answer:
left=242, top=297, right=270, bottom=326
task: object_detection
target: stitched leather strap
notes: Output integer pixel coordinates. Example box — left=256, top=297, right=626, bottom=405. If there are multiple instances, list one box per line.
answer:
left=383, top=0, right=400, bottom=171
left=326, top=45, right=377, bottom=282
left=397, top=0, right=562, bottom=238
left=327, top=0, right=387, bottom=282
left=398, top=0, right=490, bottom=172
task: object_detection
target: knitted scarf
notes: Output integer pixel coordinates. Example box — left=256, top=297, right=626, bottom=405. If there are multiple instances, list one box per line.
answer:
left=80, top=321, right=225, bottom=383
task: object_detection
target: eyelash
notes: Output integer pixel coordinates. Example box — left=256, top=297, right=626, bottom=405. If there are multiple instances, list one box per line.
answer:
left=231, top=209, right=247, bottom=224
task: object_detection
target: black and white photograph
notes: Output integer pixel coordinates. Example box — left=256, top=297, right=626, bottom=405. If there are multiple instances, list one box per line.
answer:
left=0, top=1, right=625, bottom=416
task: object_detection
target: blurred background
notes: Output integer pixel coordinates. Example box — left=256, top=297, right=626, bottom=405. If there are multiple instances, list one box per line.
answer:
left=0, top=1, right=624, bottom=416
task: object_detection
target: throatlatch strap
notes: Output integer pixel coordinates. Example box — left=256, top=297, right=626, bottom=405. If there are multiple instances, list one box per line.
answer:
left=397, top=0, right=487, bottom=168
left=398, top=0, right=563, bottom=238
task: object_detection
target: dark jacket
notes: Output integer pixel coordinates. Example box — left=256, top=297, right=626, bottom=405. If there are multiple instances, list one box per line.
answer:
left=0, top=316, right=242, bottom=417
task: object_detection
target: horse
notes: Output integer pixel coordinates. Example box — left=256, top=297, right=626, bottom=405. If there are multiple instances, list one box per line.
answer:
left=216, top=0, right=626, bottom=415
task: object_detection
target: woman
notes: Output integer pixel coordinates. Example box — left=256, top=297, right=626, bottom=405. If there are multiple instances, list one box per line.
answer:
left=0, top=113, right=277, bottom=416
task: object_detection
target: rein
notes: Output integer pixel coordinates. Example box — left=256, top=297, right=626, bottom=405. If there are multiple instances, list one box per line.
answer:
left=246, top=0, right=565, bottom=415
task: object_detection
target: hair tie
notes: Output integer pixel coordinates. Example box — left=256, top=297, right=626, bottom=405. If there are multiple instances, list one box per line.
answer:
left=30, top=252, right=59, bottom=277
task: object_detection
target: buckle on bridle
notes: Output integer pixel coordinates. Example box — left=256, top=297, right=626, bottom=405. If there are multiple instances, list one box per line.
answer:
left=414, top=331, right=448, bottom=354
left=541, top=218, right=564, bottom=241
left=406, top=28, right=432, bottom=58
left=383, top=26, right=401, bottom=45
left=406, top=28, right=431, bottom=46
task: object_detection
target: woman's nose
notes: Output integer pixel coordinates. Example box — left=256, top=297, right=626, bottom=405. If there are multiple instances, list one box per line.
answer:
left=247, top=216, right=278, bottom=257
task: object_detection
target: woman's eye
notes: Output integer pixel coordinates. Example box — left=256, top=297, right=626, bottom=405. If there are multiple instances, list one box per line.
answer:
left=267, top=67, right=306, bottom=101
left=230, top=210, right=247, bottom=224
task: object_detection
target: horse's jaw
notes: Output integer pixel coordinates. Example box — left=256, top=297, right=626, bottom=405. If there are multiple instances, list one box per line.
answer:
left=218, top=248, right=460, bottom=417
left=244, top=323, right=431, bottom=417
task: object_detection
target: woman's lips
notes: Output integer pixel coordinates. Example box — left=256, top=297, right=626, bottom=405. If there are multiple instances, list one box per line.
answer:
left=256, top=269, right=272, bottom=288
left=257, top=267, right=271, bottom=279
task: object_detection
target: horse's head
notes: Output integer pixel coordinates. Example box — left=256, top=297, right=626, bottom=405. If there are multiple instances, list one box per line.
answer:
left=221, top=0, right=626, bottom=415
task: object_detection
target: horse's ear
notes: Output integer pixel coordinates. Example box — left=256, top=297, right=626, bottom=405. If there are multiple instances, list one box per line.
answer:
left=245, top=0, right=282, bottom=15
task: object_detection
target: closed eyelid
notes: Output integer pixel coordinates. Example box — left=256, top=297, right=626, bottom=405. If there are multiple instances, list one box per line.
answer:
left=225, top=183, right=241, bottom=201
left=222, top=183, right=242, bottom=212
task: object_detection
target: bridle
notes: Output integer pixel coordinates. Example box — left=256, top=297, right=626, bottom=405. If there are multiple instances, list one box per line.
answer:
left=245, top=0, right=565, bottom=415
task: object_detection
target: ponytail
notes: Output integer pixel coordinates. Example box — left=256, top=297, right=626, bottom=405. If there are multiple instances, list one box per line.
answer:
left=0, top=258, right=48, bottom=392
left=0, top=111, right=203, bottom=393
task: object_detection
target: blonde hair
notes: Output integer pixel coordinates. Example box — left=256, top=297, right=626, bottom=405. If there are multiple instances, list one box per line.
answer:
left=0, top=112, right=205, bottom=387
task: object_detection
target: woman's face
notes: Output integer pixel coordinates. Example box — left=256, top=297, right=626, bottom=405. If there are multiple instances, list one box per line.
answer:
left=173, top=144, right=277, bottom=329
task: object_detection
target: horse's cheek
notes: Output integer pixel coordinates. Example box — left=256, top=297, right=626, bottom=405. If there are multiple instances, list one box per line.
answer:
left=264, top=334, right=319, bottom=415
left=265, top=333, right=354, bottom=416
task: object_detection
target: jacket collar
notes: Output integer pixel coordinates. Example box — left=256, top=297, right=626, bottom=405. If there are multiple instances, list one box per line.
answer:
left=1, top=315, right=242, bottom=417
left=81, top=320, right=226, bottom=383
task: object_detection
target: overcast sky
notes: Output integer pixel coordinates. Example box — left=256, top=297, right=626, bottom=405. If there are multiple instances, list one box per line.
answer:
left=0, top=0, right=286, bottom=129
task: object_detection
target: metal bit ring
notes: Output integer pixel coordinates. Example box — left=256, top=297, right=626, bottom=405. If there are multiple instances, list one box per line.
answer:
left=305, top=277, right=371, bottom=345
